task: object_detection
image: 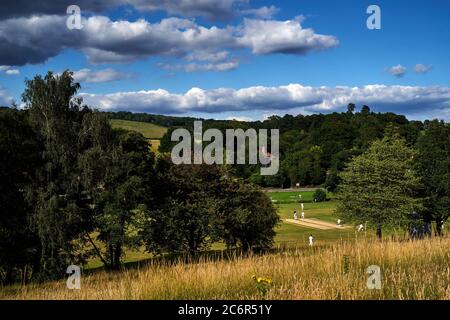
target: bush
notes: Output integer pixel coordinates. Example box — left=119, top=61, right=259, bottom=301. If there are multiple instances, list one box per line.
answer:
left=313, top=188, right=327, bottom=202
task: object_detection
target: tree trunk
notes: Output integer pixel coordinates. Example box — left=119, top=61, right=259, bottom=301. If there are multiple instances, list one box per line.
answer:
left=106, top=243, right=114, bottom=270
left=242, top=240, right=252, bottom=253
left=113, top=243, right=122, bottom=270
left=376, top=225, right=382, bottom=240
left=4, top=268, right=14, bottom=285
left=86, top=233, right=108, bottom=267
left=435, top=219, right=443, bottom=237
left=31, top=244, right=42, bottom=279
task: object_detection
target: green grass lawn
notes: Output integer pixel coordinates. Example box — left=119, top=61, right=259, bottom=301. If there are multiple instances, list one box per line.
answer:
left=267, top=190, right=334, bottom=203
left=110, top=119, right=168, bottom=139
left=275, top=202, right=337, bottom=223
left=269, top=191, right=356, bottom=246
left=274, top=222, right=355, bottom=245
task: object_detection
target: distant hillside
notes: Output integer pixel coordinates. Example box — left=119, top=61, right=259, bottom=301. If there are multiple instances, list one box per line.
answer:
left=107, top=111, right=200, bottom=128
left=110, top=119, right=167, bottom=139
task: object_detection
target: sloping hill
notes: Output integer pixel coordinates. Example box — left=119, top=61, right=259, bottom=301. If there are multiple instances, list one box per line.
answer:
left=110, top=119, right=168, bottom=139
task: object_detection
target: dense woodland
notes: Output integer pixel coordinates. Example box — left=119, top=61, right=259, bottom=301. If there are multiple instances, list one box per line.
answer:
left=1, top=71, right=449, bottom=285
left=114, top=106, right=426, bottom=189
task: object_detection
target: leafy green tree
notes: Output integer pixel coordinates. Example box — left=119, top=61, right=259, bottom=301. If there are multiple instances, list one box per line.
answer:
left=142, top=158, right=279, bottom=255
left=79, top=113, right=155, bottom=269
left=336, top=135, right=422, bottom=239
left=415, top=120, right=450, bottom=235
left=219, top=182, right=280, bottom=251
left=361, top=105, right=371, bottom=114
left=142, top=161, right=223, bottom=256
left=23, top=71, right=91, bottom=278
left=20, top=71, right=155, bottom=274
left=0, top=108, right=41, bottom=283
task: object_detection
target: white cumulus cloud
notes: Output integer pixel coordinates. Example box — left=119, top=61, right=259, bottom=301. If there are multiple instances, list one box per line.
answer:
left=73, top=68, right=132, bottom=83
left=387, top=64, right=407, bottom=78
left=5, top=69, right=20, bottom=75
left=238, top=17, right=338, bottom=55
left=241, top=6, right=279, bottom=19
left=0, top=65, right=20, bottom=75
left=414, top=64, right=432, bottom=74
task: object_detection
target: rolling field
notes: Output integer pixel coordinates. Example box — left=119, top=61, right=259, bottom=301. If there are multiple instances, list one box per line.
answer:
left=110, top=119, right=167, bottom=139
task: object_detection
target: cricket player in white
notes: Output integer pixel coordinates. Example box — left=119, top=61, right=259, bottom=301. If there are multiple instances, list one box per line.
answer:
left=301, top=211, right=305, bottom=219
left=309, top=234, right=314, bottom=246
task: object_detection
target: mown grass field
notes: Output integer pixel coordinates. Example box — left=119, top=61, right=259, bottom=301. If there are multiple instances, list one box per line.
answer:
left=270, top=191, right=356, bottom=245
left=110, top=119, right=167, bottom=139
left=3, top=237, right=449, bottom=300
left=268, top=190, right=317, bottom=203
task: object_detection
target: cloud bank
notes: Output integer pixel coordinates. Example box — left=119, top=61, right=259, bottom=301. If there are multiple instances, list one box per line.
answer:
left=0, top=0, right=245, bottom=21
left=80, top=84, right=450, bottom=119
left=0, top=14, right=338, bottom=66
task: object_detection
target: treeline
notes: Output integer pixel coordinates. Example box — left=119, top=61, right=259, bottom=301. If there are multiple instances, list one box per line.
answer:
left=0, top=72, right=278, bottom=284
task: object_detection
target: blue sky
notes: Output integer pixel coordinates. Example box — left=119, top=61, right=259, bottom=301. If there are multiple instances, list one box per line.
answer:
left=0, top=0, right=449, bottom=120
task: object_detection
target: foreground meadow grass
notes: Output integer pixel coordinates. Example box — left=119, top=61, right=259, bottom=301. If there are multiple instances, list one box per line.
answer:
left=2, top=237, right=449, bottom=300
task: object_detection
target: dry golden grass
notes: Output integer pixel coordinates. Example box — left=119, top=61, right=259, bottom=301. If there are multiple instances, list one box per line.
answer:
left=2, top=237, right=449, bottom=300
